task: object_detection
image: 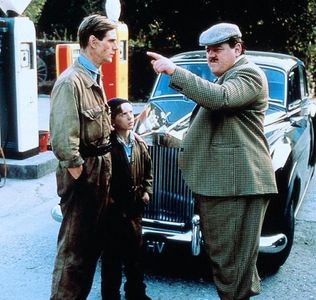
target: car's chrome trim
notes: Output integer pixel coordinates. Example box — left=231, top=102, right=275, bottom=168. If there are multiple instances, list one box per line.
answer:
left=294, top=168, right=314, bottom=217
left=144, top=146, right=194, bottom=224
left=191, top=214, right=201, bottom=256
left=142, top=218, right=186, bottom=229
left=288, top=160, right=298, bottom=187
left=52, top=202, right=288, bottom=255
left=142, top=215, right=200, bottom=252
left=142, top=226, right=192, bottom=242
left=259, top=234, right=288, bottom=253
left=143, top=217, right=288, bottom=255
left=51, top=205, right=62, bottom=223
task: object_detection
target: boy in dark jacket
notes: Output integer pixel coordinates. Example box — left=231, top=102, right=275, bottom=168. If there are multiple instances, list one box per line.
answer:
left=102, top=98, right=153, bottom=300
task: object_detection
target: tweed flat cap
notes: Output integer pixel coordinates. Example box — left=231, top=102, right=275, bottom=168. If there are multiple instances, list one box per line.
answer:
left=199, top=23, right=242, bottom=46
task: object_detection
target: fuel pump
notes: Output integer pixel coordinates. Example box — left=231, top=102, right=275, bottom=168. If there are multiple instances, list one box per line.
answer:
left=55, top=43, right=80, bottom=77
left=102, top=0, right=128, bottom=99
left=0, top=19, right=8, bottom=150
left=101, top=21, right=128, bottom=99
left=55, top=0, right=128, bottom=100
left=0, top=0, right=38, bottom=159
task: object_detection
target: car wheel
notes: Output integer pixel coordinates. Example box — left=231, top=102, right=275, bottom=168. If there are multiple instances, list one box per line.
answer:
left=258, top=197, right=295, bottom=275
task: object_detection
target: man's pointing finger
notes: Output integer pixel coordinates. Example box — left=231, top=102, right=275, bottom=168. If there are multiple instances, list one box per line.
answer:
left=146, top=51, right=163, bottom=60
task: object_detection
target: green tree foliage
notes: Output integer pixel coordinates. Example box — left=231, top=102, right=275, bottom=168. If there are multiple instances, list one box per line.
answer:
left=37, top=0, right=105, bottom=40
left=122, top=0, right=316, bottom=96
left=286, top=0, right=316, bottom=94
left=36, top=0, right=316, bottom=97
left=24, top=0, right=47, bottom=25
left=122, top=0, right=313, bottom=55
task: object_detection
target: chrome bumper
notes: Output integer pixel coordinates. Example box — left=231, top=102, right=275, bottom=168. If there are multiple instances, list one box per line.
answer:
left=52, top=206, right=288, bottom=255
left=51, top=204, right=63, bottom=223
left=259, top=234, right=288, bottom=253
left=142, top=214, right=288, bottom=256
left=142, top=214, right=201, bottom=256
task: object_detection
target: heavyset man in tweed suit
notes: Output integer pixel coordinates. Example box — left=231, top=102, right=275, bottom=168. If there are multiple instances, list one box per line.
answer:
left=147, top=23, right=278, bottom=300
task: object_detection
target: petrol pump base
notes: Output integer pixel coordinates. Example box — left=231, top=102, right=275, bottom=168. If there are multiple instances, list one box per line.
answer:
left=0, top=151, right=58, bottom=179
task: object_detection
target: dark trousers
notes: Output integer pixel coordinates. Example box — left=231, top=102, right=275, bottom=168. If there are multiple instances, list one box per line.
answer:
left=101, top=207, right=146, bottom=300
left=50, top=176, right=108, bottom=300
left=194, top=195, right=270, bottom=300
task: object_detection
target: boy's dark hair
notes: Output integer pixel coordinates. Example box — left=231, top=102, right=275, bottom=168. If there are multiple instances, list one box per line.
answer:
left=108, top=98, right=131, bottom=119
left=78, top=14, right=117, bottom=48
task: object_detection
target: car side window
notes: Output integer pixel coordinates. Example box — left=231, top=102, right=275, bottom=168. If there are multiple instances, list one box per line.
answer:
left=300, top=67, right=309, bottom=99
left=288, top=67, right=301, bottom=107
left=262, top=67, right=285, bottom=105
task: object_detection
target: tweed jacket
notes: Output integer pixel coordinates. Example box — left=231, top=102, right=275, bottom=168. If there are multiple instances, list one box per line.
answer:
left=50, top=60, right=111, bottom=198
left=170, top=56, right=278, bottom=197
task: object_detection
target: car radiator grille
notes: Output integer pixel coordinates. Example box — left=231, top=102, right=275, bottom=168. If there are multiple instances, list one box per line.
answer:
left=144, top=145, right=194, bottom=228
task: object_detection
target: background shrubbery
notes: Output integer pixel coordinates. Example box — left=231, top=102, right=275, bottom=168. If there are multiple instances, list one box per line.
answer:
left=25, top=0, right=316, bottom=100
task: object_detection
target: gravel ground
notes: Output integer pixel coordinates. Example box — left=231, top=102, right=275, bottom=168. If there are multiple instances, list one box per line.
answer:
left=0, top=171, right=315, bottom=299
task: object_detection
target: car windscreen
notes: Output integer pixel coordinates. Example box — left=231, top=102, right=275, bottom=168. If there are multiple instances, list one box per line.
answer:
left=135, top=100, right=195, bottom=135
left=152, top=63, right=216, bottom=97
left=152, top=62, right=285, bottom=106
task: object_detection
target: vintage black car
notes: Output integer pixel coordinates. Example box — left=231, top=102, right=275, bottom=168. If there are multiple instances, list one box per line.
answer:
left=52, top=50, right=316, bottom=272
left=133, top=50, right=316, bottom=272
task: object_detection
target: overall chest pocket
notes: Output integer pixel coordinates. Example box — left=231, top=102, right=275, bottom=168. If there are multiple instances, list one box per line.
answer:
left=81, top=105, right=106, bottom=141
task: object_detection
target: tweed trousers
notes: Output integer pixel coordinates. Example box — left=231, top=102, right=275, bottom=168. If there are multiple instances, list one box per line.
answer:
left=194, top=195, right=270, bottom=300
